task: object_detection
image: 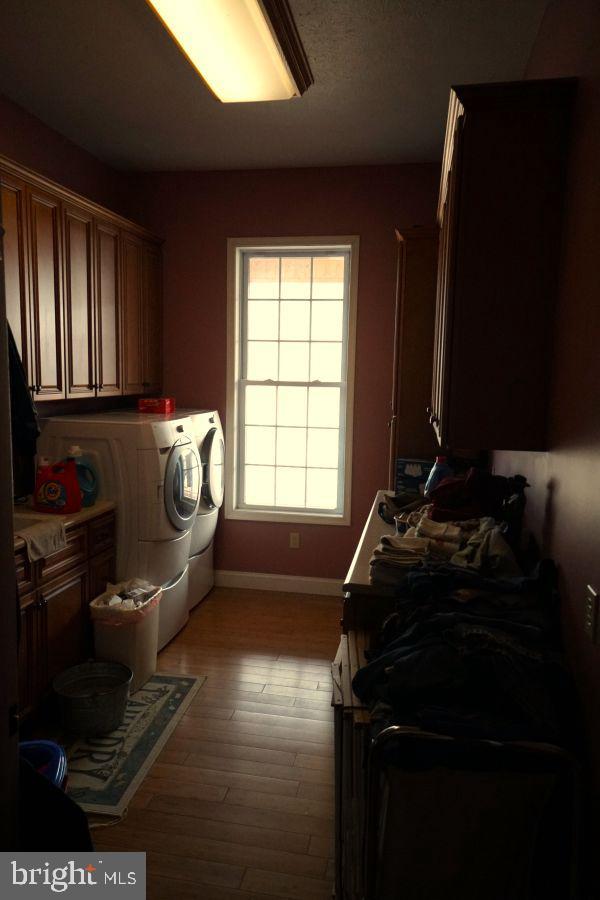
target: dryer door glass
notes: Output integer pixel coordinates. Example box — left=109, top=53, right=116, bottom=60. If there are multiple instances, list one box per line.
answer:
left=165, top=439, right=201, bottom=530
left=201, top=427, right=225, bottom=509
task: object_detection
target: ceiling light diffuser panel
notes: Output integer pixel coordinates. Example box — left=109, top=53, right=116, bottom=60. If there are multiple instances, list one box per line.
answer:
left=146, top=0, right=313, bottom=103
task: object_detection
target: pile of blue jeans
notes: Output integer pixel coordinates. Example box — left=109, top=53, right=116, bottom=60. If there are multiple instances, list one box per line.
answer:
left=352, top=562, right=579, bottom=747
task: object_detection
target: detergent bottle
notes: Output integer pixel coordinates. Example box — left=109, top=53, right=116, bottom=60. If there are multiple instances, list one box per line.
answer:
left=34, top=458, right=81, bottom=514
left=424, top=456, right=454, bottom=497
left=66, top=445, right=99, bottom=508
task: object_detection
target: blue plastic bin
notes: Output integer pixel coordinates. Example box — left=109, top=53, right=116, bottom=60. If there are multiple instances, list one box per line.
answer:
left=19, top=740, right=68, bottom=791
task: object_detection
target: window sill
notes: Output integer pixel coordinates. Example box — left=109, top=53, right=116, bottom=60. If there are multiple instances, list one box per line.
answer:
left=225, top=506, right=350, bottom=526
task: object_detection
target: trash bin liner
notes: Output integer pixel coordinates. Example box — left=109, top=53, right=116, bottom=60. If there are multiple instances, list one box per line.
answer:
left=91, top=579, right=162, bottom=693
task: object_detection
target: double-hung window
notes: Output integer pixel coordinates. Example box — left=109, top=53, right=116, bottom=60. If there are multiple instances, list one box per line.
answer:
left=226, top=237, right=359, bottom=524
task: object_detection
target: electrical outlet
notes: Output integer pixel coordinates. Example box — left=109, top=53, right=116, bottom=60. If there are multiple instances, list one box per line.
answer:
left=584, top=585, right=598, bottom=641
left=289, top=532, right=300, bottom=549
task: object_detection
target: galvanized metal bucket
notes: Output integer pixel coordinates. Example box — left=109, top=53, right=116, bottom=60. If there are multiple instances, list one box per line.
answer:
left=53, top=661, right=133, bottom=736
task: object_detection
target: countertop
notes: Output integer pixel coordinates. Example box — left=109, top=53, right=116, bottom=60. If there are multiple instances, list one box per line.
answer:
left=343, top=490, right=395, bottom=595
left=13, top=500, right=116, bottom=551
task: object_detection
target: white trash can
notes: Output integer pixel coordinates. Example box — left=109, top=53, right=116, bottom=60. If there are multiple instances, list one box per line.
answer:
left=91, top=579, right=161, bottom=694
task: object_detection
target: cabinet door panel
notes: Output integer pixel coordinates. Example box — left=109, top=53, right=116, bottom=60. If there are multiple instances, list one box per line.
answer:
left=96, top=221, right=121, bottom=395
left=40, top=565, right=89, bottom=688
left=89, top=548, right=116, bottom=601
left=18, top=592, right=39, bottom=718
left=28, top=189, right=64, bottom=399
left=431, top=114, right=464, bottom=446
left=1, top=174, right=31, bottom=382
left=142, top=242, right=162, bottom=393
left=121, top=234, right=143, bottom=394
left=64, top=204, right=95, bottom=397
left=89, top=512, right=116, bottom=556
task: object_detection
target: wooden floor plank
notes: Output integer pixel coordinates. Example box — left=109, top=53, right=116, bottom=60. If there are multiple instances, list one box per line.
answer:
left=97, top=823, right=328, bottom=879
left=150, top=760, right=300, bottom=797
left=123, top=806, right=310, bottom=855
left=148, top=874, right=285, bottom=900
left=177, top=714, right=333, bottom=745
left=193, top=694, right=333, bottom=722
left=224, top=787, right=334, bottom=821
left=241, top=868, right=333, bottom=900
left=167, top=722, right=334, bottom=758
left=163, top=736, right=297, bottom=767
left=145, top=793, right=333, bottom=838
left=183, top=751, right=334, bottom=786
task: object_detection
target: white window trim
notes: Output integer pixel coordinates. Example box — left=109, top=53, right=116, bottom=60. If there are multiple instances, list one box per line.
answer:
left=225, top=235, right=359, bottom=526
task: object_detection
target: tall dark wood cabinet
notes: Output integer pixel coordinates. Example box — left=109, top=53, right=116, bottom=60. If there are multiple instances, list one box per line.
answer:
left=430, top=79, right=575, bottom=450
left=388, top=227, right=439, bottom=488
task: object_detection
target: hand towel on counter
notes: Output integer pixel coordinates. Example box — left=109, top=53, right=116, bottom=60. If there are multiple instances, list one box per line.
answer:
left=16, top=519, right=67, bottom=562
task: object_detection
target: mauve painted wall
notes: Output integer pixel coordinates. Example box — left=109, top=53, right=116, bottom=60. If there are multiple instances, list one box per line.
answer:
left=0, top=92, right=132, bottom=217
left=132, top=165, right=439, bottom=579
left=493, top=0, right=600, bottom=785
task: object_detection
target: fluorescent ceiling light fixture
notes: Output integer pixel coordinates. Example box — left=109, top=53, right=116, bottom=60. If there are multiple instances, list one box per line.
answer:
left=146, top=0, right=313, bottom=103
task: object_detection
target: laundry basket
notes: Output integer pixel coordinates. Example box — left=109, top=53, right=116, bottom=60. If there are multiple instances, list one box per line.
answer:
left=91, top=580, right=161, bottom=693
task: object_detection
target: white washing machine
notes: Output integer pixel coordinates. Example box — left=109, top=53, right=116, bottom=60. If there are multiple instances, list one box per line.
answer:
left=178, top=410, right=224, bottom=610
left=38, top=411, right=201, bottom=649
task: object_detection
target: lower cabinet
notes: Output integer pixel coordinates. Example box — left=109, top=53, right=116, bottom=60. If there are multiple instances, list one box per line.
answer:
left=40, top=564, right=90, bottom=688
left=18, top=593, right=39, bottom=720
left=16, top=511, right=116, bottom=721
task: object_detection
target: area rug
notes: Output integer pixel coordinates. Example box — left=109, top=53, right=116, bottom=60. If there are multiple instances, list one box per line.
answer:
left=66, top=674, right=204, bottom=817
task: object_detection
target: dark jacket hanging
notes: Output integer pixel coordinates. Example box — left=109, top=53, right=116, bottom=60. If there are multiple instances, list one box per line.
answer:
left=8, top=322, right=39, bottom=497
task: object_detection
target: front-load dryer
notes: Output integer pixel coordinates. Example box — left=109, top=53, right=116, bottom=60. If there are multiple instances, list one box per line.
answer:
left=178, top=409, right=224, bottom=609
left=38, top=411, right=201, bottom=649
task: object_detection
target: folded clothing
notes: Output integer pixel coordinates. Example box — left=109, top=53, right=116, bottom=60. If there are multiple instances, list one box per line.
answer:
left=416, top=517, right=462, bottom=543
left=16, top=518, right=67, bottom=562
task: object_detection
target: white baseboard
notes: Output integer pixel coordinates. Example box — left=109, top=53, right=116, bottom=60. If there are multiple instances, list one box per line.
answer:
left=215, top=569, right=343, bottom=597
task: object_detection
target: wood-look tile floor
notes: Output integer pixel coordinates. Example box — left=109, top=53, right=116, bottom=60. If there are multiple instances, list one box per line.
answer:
left=94, top=586, right=342, bottom=900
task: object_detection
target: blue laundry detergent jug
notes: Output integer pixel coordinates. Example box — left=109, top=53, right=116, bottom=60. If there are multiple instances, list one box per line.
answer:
left=66, top=445, right=99, bottom=507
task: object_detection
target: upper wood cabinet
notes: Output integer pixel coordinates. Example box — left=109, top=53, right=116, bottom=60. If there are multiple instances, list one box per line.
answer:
left=28, top=187, right=64, bottom=400
left=430, top=79, right=575, bottom=451
left=63, top=207, right=124, bottom=399
left=0, top=156, right=163, bottom=402
left=122, top=233, right=162, bottom=396
left=388, top=227, right=439, bottom=488
left=1, top=174, right=31, bottom=383
left=95, top=219, right=121, bottom=396
left=63, top=202, right=95, bottom=398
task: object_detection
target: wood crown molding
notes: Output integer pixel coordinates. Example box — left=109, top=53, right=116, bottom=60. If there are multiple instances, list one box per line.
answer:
left=0, top=153, right=162, bottom=244
left=259, top=0, right=314, bottom=96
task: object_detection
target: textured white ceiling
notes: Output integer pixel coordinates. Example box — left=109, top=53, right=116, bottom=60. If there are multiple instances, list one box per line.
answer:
left=0, top=0, right=548, bottom=171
